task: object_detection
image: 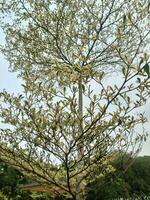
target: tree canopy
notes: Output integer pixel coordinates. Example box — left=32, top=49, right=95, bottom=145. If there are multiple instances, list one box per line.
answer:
left=0, top=0, right=150, bottom=199
left=86, top=155, right=150, bottom=200
left=0, top=160, right=31, bottom=199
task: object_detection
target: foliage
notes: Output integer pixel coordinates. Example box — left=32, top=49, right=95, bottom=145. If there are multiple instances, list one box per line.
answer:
left=124, top=156, right=150, bottom=197
left=0, top=192, right=9, bottom=200
left=30, top=192, right=53, bottom=200
left=0, top=0, right=150, bottom=199
left=0, top=160, right=31, bottom=199
left=0, top=161, right=51, bottom=200
left=1, top=156, right=150, bottom=199
left=86, top=155, right=150, bottom=199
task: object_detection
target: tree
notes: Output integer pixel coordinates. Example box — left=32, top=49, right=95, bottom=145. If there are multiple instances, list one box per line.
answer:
left=86, top=153, right=133, bottom=200
left=0, top=161, right=56, bottom=200
left=0, top=160, right=32, bottom=199
left=0, top=0, right=150, bottom=199
left=124, top=156, right=150, bottom=198
left=86, top=155, right=150, bottom=199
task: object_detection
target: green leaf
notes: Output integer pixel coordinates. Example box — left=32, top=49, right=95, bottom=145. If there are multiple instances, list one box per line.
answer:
left=123, top=14, right=126, bottom=24
left=127, top=96, right=130, bottom=103
left=137, top=77, right=141, bottom=83
left=72, top=86, right=77, bottom=93
left=128, top=13, right=132, bottom=21
left=24, top=100, right=29, bottom=106
left=93, top=94, right=97, bottom=101
left=19, top=94, right=23, bottom=99
left=143, top=63, right=150, bottom=76
left=34, top=137, right=41, bottom=146
left=122, top=67, right=126, bottom=75
left=63, top=86, right=66, bottom=93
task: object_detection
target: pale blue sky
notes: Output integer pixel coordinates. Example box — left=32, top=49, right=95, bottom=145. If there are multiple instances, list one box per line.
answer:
left=0, top=28, right=22, bottom=93
left=0, top=29, right=149, bottom=156
left=0, top=54, right=22, bottom=93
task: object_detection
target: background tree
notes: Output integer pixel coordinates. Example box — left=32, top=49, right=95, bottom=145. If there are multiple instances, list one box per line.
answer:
left=86, top=155, right=150, bottom=200
left=0, top=161, right=57, bottom=200
left=125, top=156, right=150, bottom=198
left=0, top=0, right=150, bottom=199
left=0, top=160, right=32, bottom=199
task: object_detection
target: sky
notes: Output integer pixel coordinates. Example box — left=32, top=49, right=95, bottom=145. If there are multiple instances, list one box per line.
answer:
left=0, top=29, right=150, bottom=156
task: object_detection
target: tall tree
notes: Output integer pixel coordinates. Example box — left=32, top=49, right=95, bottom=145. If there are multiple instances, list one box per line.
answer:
left=0, top=0, right=150, bottom=199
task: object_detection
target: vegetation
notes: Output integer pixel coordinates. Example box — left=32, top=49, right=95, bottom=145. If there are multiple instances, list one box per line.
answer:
left=1, top=156, right=150, bottom=199
left=0, top=160, right=32, bottom=199
left=0, top=192, right=9, bottom=200
left=0, top=0, right=150, bottom=199
left=86, top=155, right=150, bottom=199
left=0, top=161, right=52, bottom=199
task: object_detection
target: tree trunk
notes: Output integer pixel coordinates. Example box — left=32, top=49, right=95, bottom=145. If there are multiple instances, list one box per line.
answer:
left=76, top=77, right=85, bottom=200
